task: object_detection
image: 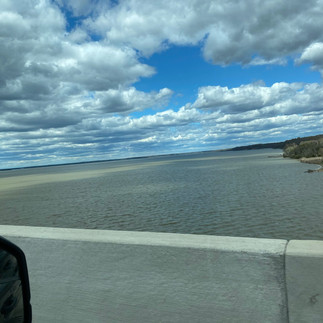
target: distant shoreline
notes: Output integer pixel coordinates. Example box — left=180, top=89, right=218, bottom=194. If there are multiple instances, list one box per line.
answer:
left=2, top=132, right=322, bottom=171
left=300, top=157, right=323, bottom=173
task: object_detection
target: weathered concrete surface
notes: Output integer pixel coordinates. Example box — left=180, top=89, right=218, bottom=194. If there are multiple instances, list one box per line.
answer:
left=286, top=240, right=323, bottom=323
left=0, top=226, right=288, bottom=323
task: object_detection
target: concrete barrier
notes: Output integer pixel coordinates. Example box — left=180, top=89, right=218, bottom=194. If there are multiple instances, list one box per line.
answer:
left=0, top=226, right=321, bottom=323
left=286, top=240, right=323, bottom=323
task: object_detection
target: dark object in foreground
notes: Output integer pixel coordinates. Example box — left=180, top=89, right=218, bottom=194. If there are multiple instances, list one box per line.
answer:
left=0, top=237, right=31, bottom=322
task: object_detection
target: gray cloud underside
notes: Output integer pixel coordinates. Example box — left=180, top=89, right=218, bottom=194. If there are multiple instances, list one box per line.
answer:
left=1, top=0, right=323, bottom=167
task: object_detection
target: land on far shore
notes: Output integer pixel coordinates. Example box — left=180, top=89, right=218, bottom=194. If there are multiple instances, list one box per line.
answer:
left=2, top=133, right=323, bottom=172
left=229, top=133, right=323, bottom=172
left=228, top=134, right=323, bottom=152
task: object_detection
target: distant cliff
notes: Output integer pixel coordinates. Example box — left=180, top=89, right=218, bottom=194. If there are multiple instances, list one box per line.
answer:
left=283, top=135, right=323, bottom=159
left=230, top=134, right=323, bottom=159
left=284, top=136, right=323, bottom=172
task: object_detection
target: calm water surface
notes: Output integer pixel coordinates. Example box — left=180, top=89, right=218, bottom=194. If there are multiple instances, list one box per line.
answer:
left=0, top=149, right=322, bottom=240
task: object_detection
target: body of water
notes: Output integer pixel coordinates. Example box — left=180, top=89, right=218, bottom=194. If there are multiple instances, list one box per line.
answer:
left=0, top=149, right=322, bottom=240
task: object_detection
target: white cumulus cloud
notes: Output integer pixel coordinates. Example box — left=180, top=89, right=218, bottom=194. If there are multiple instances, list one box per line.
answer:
left=1, top=0, right=323, bottom=168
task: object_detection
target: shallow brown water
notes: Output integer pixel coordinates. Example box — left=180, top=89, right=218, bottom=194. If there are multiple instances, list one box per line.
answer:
left=0, top=149, right=322, bottom=240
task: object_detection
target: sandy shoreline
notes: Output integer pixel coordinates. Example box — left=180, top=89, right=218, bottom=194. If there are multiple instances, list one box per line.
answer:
left=300, top=157, right=323, bottom=172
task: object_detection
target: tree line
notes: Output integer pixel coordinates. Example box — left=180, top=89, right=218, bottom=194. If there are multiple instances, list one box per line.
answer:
left=283, top=138, right=323, bottom=159
left=229, top=134, right=323, bottom=159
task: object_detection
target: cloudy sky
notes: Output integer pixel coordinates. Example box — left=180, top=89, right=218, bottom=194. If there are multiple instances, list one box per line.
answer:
left=1, top=0, right=323, bottom=169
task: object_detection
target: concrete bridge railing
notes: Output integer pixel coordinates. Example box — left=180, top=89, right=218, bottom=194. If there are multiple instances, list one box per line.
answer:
left=0, top=225, right=322, bottom=323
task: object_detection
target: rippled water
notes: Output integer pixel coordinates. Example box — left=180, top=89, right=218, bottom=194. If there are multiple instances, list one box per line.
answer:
left=0, top=149, right=322, bottom=240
